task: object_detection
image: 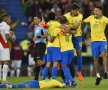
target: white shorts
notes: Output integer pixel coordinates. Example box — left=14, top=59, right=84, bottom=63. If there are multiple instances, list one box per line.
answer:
left=28, top=54, right=35, bottom=65
left=0, top=44, right=10, bottom=61
left=11, top=60, right=22, bottom=68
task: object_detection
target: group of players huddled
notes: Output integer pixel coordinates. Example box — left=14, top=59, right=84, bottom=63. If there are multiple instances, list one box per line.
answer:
left=0, top=3, right=108, bottom=89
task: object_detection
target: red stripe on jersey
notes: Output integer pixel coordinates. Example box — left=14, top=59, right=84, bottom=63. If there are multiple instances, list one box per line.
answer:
left=0, top=34, right=9, bottom=48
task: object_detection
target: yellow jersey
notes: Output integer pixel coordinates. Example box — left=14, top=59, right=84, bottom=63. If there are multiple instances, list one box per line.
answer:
left=47, top=20, right=61, bottom=47
left=64, top=12, right=83, bottom=37
left=59, top=32, right=74, bottom=52
left=39, top=79, right=65, bottom=88
left=84, top=15, right=108, bottom=42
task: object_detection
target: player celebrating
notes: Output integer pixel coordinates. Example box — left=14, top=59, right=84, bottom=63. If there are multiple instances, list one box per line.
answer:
left=59, top=16, right=77, bottom=87
left=64, top=3, right=83, bottom=81
left=42, top=12, right=61, bottom=80
left=83, top=6, right=108, bottom=85
left=0, top=14, right=11, bottom=83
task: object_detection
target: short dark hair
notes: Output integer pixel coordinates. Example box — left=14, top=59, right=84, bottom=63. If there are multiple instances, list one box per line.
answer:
left=48, top=12, right=55, bottom=21
left=95, top=6, right=103, bottom=11
left=2, top=14, right=9, bottom=18
left=34, top=15, right=42, bottom=20
left=0, top=14, right=9, bottom=22
left=59, top=16, right=68, bottom=24
left=71, top=3, right=80, bottom=10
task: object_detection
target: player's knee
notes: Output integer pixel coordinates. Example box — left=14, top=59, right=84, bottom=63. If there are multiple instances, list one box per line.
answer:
left=76, top=50, right=82, bottom=56
left=46, top=62, right=51, bottom=67
left=93, top=57, right=98, bottom=62
left=101, top=52, right=107, bottom=57
left=36, top=60, right=44, bottom=66
left=53, top=62, right=59, bottom=67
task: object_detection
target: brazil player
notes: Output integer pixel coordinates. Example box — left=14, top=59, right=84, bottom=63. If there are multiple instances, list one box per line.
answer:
left=58, top=16, right=77, bottom=87
left=83, top=6, right=108, bottom=85
left=0, top=79, right=65, bottom=88
left=64, top=3, right=83, bottom=81
left=42, top=12, right=61, bottom=80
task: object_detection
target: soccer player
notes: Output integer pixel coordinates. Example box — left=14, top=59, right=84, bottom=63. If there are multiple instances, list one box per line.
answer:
left=27, top=40, right=35, bottom=77
left=0, top=14, right=11, bottom=83
left=83, top=6, right=108, bottom=85
left=0, top=79, right=65, bottom=88
left=33, top=16, right=47, bottom=80
left=42, top=12, right=61, bottom=80
left=59, top=16, right=77, bottom=87
left=10, top=40, right=22, bottom=77
left=64, top=3, right=83, bottom=81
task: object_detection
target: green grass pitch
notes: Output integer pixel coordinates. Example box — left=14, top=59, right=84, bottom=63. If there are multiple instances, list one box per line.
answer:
left=0, top=77, right=108, bottom=90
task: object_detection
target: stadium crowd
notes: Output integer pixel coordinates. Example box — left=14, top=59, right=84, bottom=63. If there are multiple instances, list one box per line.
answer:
left=0, top=0, right=108, bottom=88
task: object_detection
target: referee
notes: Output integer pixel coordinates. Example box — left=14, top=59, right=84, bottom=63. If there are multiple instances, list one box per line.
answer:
left=33, top=16, right=47, bottom=80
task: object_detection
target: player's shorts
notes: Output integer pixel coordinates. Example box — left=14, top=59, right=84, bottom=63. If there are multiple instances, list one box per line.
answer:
left=0, top=47, right=10, bottom=61
left=11, top=60, right=22, bottom=68
left=72, top=36, right=82, bottom=50
left=47, top=47, right=61, bottom=62
left=28, top=54, right=35, bottom=65
left=34, top=43, right=46, bottom=61
left=91, top=41, right=107, bottom=57
left=17, top=80, right=40, bottom=88
left=61, top=50, right=74, bottom=65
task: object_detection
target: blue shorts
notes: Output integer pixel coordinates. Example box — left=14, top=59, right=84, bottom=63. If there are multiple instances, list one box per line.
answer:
left=91, top=41, right=107, bottom=57
left=17, top=80, right=40, bottom=88
left=61, top=50, right=74, bottom=65
left=72, top=36, right=82, bottom=50
left=47, top=47, right=61, bottom=62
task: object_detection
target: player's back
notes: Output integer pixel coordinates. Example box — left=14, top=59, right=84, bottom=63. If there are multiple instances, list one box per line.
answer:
left=59, top=33, right=74, bottom=52
left=47, top=20, right=60, bottom=36
left=39, top=79, right=65, bottom=88
left=47, top=20, right=61, bottom=47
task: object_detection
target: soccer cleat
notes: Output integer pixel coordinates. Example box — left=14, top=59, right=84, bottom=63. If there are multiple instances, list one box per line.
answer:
left=69, top=81, right=77, bottom=87
left=95, top=77, right=102, bottom=85
left=103, top=72, right=108, bottom=79
left=71, top=81, right=77, bottom=87
left=77, top=72, right=83, bottom=81
left=6, top=85, right=12, bottom=88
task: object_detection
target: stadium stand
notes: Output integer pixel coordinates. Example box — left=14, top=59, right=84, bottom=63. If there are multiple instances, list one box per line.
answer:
left=0, top=0, right=29, bottom=41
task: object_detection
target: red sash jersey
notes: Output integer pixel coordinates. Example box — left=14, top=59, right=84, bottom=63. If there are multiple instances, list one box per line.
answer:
left=0, top=34, right=9, bottom=48
left=0, top=21, right=10, bottom=48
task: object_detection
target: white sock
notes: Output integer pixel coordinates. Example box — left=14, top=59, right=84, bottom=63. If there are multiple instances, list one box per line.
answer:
left=10, top=70, right=15, bottom=77
left=96, top=73, right=100, bottom=78
left=3, top=65, right=8, bottom=81
left=28, top=67, right=32, bottom=76
left=0, top=65, right=2, bottom=81
left=16, top=69, right=20, bottom=77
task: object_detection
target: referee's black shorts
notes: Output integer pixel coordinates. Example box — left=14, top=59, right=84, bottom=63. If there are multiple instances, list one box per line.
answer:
left=34, top=42, right=46, bottom=61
